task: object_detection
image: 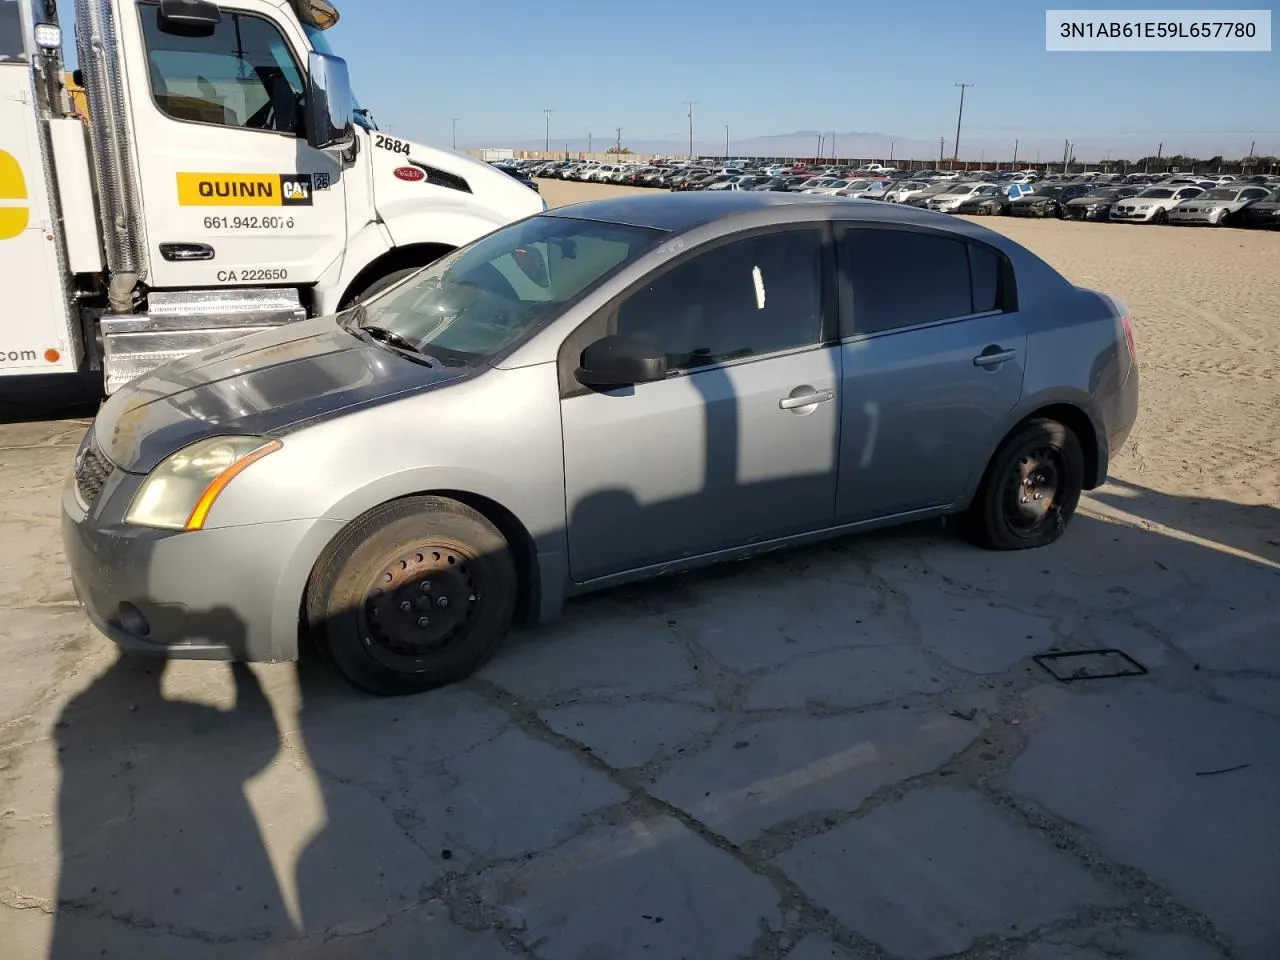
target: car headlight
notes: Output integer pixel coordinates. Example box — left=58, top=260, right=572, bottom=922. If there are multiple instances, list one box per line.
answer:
left=124, top=436, right=282, bottom=531
left=1137, top=204, right=1152, bottom=210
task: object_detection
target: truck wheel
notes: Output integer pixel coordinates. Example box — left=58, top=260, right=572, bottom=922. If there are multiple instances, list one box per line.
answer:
left=351, top=267, right=421, bottom=305
left=306, top=497, right=517, bottom=695
left=960, top=418, right=1084, bottom=551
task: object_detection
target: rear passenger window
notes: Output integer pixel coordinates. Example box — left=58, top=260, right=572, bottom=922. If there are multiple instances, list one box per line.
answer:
left=843, top=229, right=970, bottom=334
left=842, top=228, right=1007, bottom=335
left=968, top=243, right=1001, bottom=314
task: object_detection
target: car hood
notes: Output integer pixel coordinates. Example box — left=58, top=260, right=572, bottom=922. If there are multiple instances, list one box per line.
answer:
left=1015, top=195, right=1058, bottom=203
left=1067, top=196, right=1113, bottom=206
left=1245, top=201, right=1280, bottom=213
left=94, top=316, right=468, bottom=473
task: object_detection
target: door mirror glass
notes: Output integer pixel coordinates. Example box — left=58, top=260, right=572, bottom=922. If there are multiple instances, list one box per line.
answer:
left=158, top=0, right=222, bottom=37
left=305, top=50, right=354, bottom=152
left=575, top=335, right=667, bottom=388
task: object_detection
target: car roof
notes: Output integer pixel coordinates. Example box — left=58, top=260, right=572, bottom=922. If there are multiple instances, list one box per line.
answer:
left=540, top=191, right=1021, bottom=246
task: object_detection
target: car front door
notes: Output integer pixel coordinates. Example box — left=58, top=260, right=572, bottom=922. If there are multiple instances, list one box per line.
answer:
left=559, top=226, right=841, bottom=583
left=834, top=224, right=1027, bottom=522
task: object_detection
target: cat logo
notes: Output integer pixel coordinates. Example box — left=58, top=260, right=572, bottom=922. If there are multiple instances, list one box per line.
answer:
left=176, top=172, right=316, bottom=207
left=0, top=149, right=29, bottom=241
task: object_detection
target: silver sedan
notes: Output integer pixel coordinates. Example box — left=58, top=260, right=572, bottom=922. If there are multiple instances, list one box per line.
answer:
left=63, top=194, right=1140, bottom=694
left=1168, top=184, right=1275, bottom=226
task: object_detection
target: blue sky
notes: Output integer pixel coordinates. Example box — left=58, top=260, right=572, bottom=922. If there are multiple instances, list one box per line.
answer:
left=53, top=0, right=1277, bottom=158
left=319, top=0, right=1277, bottom=157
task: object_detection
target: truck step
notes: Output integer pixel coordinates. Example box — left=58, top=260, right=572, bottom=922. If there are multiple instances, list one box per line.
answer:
left=100, top=288, right=307, bottom=393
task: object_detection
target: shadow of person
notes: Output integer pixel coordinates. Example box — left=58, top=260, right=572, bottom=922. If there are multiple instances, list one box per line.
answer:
left=50, top=634, right=288, bottom=957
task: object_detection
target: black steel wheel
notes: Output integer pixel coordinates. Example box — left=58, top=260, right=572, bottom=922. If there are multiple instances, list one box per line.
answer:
left=961, top=418, right=1084, bottom=551
left=307, top=496, right=517, bottom=695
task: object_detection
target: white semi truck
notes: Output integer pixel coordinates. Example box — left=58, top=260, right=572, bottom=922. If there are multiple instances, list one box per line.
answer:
left=0, top=0, right=543, bottom=393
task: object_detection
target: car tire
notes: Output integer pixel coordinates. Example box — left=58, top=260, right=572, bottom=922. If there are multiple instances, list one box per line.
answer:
left=1214, top=209, right=1231, bottom=227
left=961, top=418, right=1084, bottom=551
left=306, top=496, right=517, bottom=696
left=1152, top=208, right=1168, bottom=225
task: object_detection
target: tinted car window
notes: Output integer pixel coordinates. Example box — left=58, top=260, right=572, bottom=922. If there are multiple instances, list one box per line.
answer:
left=0, top=0, right=24, bottom=60
left=843, top=229, right=974, bottom=334
left=969, top=243, right=1002, bottom=314
left=615, top=228, right=824, bottom=370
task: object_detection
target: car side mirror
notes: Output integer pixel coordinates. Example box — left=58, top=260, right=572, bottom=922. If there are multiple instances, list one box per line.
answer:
left=158, top=0, right=222, bottom=36
left=305, top=51, right=355, bottom=152
left=575, top=335, right=666, bottom=388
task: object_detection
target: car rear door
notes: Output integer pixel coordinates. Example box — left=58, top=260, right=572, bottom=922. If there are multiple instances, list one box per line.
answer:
left=559, top=225, right=841, bottom=582
left=833, top=224, right=1026, bottom=521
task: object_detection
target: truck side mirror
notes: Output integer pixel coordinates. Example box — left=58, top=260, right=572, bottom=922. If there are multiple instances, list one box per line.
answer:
left=157, top=0, right=222, bottom=37
left=305, top=51, right=355, bottom=153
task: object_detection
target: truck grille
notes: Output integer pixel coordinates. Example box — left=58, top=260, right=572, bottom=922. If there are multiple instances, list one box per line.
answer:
left=74, top=436, right=114, bottom=507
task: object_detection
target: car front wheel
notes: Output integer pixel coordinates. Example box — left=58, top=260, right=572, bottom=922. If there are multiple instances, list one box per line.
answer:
left=306, top=496, right=517, bottom=695
left=962, top=418, right=1084, bottom=551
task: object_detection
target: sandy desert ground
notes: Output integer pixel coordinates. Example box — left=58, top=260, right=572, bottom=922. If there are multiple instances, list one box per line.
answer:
left=0, top=180, right=1277, bottom=960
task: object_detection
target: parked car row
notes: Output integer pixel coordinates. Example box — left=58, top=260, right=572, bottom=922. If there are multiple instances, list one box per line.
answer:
left=496, top=156, right=1280, bottom=228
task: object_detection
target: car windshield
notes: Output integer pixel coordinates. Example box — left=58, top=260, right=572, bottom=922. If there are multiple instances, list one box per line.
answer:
left=944, top=184, right=973, bottom=194
left=352, top=217, right=662, bottom=364
left=1033, top=185, right=1063, bottom=196
left=1202, top=188, right=1237, bottom=200
left=1140, top=188, right=1174, bottom=198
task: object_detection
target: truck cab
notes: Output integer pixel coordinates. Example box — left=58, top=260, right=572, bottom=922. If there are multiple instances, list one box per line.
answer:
left=1, top=0, right=543, bottom=392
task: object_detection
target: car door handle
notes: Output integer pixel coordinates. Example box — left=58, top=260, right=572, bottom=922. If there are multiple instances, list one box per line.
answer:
left=973, top=347, right=1018, bottom=368
left=779, top=388, right=834, bottom=410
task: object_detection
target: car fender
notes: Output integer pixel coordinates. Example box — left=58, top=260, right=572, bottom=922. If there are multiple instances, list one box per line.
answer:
left=959, top=385, right=1108, bottom=507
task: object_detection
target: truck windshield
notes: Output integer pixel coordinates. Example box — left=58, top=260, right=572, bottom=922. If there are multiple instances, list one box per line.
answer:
left=349, top=216, right=664, bottom=366
left=300, top=23, right=374, bottom=129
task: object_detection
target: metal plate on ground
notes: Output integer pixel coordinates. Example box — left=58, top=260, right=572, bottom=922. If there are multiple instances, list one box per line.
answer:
left=1033, top=649, right=1147, bottom=683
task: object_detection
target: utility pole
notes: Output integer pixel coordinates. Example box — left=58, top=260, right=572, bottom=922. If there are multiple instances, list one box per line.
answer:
left=449, top=117, right=459, bottom=150
left=725, top=125, right=729, bottom=159
left=1156, top=141, right=1163, bottom=172
left=615, top=127, right=622, bottom=155
left=952, top=82, right=972, bottom=168
left=817, top=133, right=825, bottom=162
left=889, top=139, right=895, bottom=162
left=587, top=131, right=592, bottom=155
left=939, top=136, right=945, bottom=165
left=1062, top=138, right=1070, bottom=172
left=1011, top=138, right=1018, bottom=168
left=542, top=108, right=554, bottom=155
left=683, top=101, right=697, bottom=160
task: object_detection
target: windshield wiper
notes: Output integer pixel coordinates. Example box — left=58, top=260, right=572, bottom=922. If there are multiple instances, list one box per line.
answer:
left=343, top=307, right=434, bottom=367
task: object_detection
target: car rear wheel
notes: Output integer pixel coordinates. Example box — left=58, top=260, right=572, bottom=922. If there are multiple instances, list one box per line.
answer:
left=961, top=418, right=1084, bottom=551
left=306, top=496, right=517, bottom=695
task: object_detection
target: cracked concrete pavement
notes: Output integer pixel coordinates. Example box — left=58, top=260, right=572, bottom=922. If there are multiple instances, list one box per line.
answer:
left=2, top=213, right=1279, bottom=959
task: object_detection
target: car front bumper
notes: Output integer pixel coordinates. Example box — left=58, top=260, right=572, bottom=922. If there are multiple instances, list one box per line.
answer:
left=1009, top=204, right=1056, bottom=217
left=1241, top=210, right=1280, bottom=228
left=1108, top=209, right=1157, bottom=222
left=61, top=472, right=342, bottom=662
left=1167, top=210, right=1221, bottom=224
left=1064, top=206, right=1110, bottom=220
